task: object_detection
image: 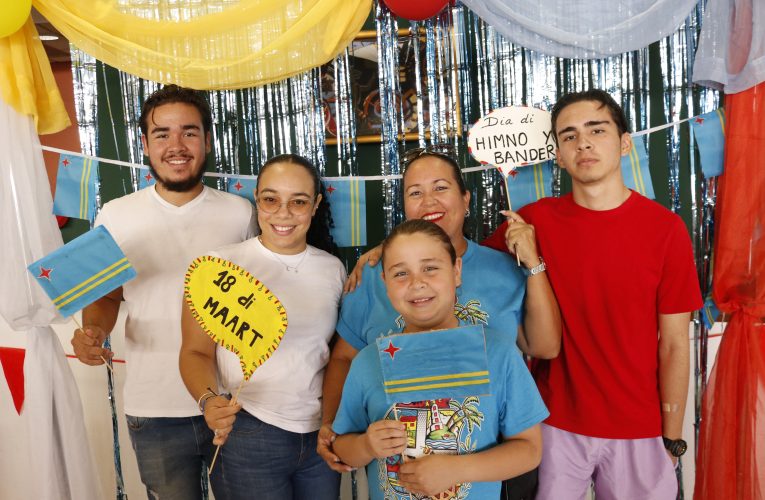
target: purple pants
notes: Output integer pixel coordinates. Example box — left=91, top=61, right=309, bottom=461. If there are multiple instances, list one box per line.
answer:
left=536, top=424, right=677, bottom=500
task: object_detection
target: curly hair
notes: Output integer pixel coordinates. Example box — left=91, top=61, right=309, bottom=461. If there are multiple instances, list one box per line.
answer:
left=259, top=154, right=338, bottom=256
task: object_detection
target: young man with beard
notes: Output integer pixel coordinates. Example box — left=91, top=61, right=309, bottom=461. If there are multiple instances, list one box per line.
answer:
left=70, top=85, right=256, bottom=498
left=485, top=89, right=702, bottom=499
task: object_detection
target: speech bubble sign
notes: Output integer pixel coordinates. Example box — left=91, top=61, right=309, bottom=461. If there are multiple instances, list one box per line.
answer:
left=468, top=106, right=556, bottom=177
left=184, top=256, right=287, bottom=380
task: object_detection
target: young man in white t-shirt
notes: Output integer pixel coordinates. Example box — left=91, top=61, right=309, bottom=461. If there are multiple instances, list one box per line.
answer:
left=70, top=85, right=256, bottom=498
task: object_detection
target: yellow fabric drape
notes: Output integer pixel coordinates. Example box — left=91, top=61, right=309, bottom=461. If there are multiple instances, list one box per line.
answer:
left=0, top=18, right=71, bottom=135
left=33, top=0, right=372, bottom=90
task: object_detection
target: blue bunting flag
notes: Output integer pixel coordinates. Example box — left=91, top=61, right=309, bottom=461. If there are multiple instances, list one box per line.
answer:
left=326, top=179, right=367, bottom=247
left=53, top=154, right=98, bottom=222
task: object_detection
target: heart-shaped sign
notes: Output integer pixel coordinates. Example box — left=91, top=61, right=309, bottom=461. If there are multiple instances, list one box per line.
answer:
left=184, top=256, right=287, bottom=380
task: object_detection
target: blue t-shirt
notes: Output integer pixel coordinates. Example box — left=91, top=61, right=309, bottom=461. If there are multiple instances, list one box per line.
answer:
left=337, top=240, right=526, bottom=351
left=333, top=327, right=548, bottom=500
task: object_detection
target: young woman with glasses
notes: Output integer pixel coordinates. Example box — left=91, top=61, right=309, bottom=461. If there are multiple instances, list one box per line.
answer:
left=180, top=154, right=346, bottom=500
left=319, top=146, right=561, bottom=499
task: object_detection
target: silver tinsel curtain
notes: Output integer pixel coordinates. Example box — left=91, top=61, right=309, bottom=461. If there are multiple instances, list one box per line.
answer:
left=69, top=2, right=719, bottom=498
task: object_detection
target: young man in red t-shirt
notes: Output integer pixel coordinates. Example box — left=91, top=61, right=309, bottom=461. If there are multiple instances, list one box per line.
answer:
left=484, top=89, right=702, bottom=499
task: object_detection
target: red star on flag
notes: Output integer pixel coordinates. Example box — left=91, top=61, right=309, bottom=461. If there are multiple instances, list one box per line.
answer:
left=144, top=173, right=153, bottom=182
left=37, top=266, right=52, bottom=280
left=382, top=341, right=400, bottom=359
left=61, top=158, right=70, bottom=167
left=234, top=181, right=244, bottom=191
left=327, top=184, right=336, bottom=195
left=695, top=117, right=705, bottom=125
left=509, top=169, right=519, bottom=178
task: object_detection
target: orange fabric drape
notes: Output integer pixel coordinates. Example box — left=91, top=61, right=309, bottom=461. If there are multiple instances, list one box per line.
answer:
left=694, top=83, right=765, bottom=499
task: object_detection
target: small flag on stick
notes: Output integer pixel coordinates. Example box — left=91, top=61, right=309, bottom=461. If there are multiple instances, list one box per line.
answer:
left=27, top=226, right=136, bottom=317
left=377, top=325, right=491, bottom=405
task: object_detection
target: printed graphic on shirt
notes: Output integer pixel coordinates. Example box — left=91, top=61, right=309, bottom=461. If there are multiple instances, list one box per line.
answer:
left=379, top=396, right=484, bottom=500
left=393, top=299, right=490, bottom=330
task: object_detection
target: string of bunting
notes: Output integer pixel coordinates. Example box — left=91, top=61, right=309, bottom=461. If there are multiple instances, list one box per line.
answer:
left=45, top=107, right=725, bottom=248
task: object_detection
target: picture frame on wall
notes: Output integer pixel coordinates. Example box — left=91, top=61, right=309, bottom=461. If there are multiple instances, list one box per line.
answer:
left=321, top=29, right=460, bottom=145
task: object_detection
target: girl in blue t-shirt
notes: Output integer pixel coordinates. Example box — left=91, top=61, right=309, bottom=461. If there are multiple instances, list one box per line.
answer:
left=333, top=219, right=548, bottom=500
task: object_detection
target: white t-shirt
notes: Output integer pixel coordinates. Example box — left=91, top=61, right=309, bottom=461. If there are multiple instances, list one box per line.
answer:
left=211, top=237, right=346, bottom=434
left=96, top=185, right=257, bottom=417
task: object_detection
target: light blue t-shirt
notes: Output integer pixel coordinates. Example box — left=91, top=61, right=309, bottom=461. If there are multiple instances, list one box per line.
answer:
left=337, top=240, right=526, bottom=351
left=333, top=327, right=548, bottom=500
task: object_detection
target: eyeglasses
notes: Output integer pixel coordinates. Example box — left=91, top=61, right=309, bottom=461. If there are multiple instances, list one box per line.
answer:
left=400, top=144, right=457, bottom=170
left=256, top=195, right=315, bottom=215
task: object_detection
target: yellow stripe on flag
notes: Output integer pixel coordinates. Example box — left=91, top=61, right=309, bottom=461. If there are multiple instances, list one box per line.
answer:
left=705, top=306, right=715, bottom=326
left=79, top=158, right=91, bottom=220
left=384, top=370, right=490, bottom=386
left=385, top=378, right=491, bottom=394
left=54, top=257, right=130, bottom=305
left=533, top=164, right=544, bottom=200
left=55, top=261, right=132, bottom=308
left=352, top=179, right=359, bottom=246
left=630, top=144, right=646, bottom=195
left=716, top=108, right=726, bottom=136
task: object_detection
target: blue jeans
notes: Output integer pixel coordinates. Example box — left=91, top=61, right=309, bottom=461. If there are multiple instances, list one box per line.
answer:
left=218, top=411, right=340, bottom=500
left=126, top=414, right=222, bottom=500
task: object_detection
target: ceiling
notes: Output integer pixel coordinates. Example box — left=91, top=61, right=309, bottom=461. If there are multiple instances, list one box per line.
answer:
left=32, top=9, right=71, bottom=63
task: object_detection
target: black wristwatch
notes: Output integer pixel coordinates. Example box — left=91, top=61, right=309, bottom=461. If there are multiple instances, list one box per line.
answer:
left=662, top=437, right=688, bottom=457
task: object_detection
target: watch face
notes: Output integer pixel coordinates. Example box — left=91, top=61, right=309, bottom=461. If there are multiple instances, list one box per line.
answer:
left=671, top=440, right=687, bottom=457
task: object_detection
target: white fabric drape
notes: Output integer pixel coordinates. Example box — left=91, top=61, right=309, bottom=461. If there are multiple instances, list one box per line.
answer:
left=461, top=0, right=700, bottom=59
left=0, top=97, right=102, bottom=499
left=693, top=0, right=765, bottom=93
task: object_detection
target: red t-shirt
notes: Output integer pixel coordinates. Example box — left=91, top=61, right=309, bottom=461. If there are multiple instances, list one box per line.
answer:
left=483, top=192, right=702, bottom=438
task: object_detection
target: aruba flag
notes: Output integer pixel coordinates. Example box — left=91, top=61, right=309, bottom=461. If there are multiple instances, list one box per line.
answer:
left=701, top=297, right=721, bottom=330
left=377, top=325, right=491, bottom=405
left=137, top=168, right=157, bottom=189
left=27, top=226, right=136, bottom=317
left=621, top=135, right=656, bottom=199
left=505, top=161, right=552, bottom=211
left=690, top=109, right=726, bottom=178
left=53, top=154, right=98, bottom=222
left=226, top=176, right=258, bottom=204
left=326, top=179, right=366, bottom=247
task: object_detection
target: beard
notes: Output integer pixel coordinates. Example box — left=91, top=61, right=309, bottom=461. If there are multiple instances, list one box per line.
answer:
left=149, top=163, right=206, bottom=192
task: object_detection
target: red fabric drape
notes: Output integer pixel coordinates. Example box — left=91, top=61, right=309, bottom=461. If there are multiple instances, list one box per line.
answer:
left=0, top=347, right=25, bottom=415
left=694, top=83, right=765, bottom=499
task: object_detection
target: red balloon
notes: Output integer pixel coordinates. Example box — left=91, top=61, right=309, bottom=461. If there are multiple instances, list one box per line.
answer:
left=382, top=0, right=450, bottom=21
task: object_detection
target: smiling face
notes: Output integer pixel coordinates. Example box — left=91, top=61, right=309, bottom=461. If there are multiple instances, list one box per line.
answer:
left=256, top=161, right=320, bottom=255
left=383, top=232, right=462, bottom=333
left=554, top=100, right=632, bottom=188
left=141, top=102, right=211, bottom=194
left=403, top=156, right=471, bottom=247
